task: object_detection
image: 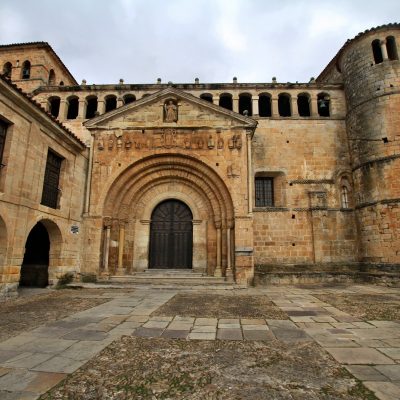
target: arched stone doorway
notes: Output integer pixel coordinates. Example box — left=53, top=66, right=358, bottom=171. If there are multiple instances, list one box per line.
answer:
left=101, top=154, right=235, bottom=278
left=20, top=222, right=50, bottom=287
left=149, top=199, right=193, bottom=269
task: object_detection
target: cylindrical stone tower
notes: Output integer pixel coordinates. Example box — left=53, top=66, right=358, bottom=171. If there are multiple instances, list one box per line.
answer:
left=338, top=24, right=400, bottom=266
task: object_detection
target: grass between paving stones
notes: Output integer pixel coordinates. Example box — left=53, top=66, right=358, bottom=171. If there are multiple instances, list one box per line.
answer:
left=39, top=336, right=377, bottom=400
left=152, top=293, right=288, bottom=319
left=314, top=293, right=400, bottom=321
left=0, top=289, right=113, bottom=342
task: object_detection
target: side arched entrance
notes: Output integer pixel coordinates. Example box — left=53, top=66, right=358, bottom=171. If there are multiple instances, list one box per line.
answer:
left=149, top=199, right=193, bottom=269
left=20, top=222, right=50, bottom=287
left=19, top=219, right=63, bottom=287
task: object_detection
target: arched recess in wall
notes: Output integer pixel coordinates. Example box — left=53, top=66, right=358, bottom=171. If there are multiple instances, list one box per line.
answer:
left=48, top=69, right=56, bottom=85
left=200, top=93, right=213, bottom=103
left=219, top=93, right=233, bottom=110
left=48, top=96, right=61, bottom=118
left=278, top=93, right=291, bottom=117
left=66, top=96, right=79, bottom=119
left=258, top=93, right=271, bottom=117
left=123, top=94, right=136, bottom=105
left=85, top=95, right=98, bottom=119
left=21, top=60, right=31, bottom=79
left=338, top=175, right=353, bottom=209
left=317, top=92, right=330, bottom=117
left=239, top=93, right=252, bottom=116
left=19, top=219, right=63, bottom=287
left=372, top=39, right=383, bottom=64
left=297, top=93, right=311, bottom=117
left=105, top=95, right=117, bottom=112
left=0, top=215, right=8, bottom=270
left=2, top=62, right=12, bottom=78
left=100, top=154, right=235, bottom=276
left=386, top=36, right=399, bottom=60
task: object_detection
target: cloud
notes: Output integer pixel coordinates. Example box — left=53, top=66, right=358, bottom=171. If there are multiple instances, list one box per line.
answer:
left=0, top=0, right=399, bottom=83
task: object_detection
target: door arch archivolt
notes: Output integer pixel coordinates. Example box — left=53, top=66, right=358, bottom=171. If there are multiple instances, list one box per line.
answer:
left=101, top=154, right=234, bottom=276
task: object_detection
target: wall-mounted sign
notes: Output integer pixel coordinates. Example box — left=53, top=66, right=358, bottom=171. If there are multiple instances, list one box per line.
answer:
left=70, top=225, right=79, bottom=234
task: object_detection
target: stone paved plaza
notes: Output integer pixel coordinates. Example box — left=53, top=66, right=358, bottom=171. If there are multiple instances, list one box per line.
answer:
left=0, top=284, right=399, bottom=399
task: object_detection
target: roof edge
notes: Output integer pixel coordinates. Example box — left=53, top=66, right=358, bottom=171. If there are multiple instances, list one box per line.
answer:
left=0, top=74, right=86, bottom=148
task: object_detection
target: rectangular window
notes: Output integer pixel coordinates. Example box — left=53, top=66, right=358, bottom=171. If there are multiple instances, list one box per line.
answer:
left=255, top=177, right=274, bottom=207
left=41, top=149, right=63, bottom=209
left=0, top=120, right=7, bottom=167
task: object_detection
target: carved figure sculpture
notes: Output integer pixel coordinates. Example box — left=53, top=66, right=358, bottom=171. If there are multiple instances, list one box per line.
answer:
left=164, top=100, right=177, bottom=122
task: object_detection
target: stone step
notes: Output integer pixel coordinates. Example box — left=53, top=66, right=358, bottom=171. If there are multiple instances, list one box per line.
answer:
left=107, top=275, right=231, bottom=285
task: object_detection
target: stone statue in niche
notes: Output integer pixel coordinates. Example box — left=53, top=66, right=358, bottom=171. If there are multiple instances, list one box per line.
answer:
left=164, top=100, right=178, bottom=122
left=97, top=138, right=104, bottom=150
left=116, top=137, right=123, bottom=149
left=108, top=138, right=114, bottom=150
left=235, top=135, right=242, bottom=149
left=217, top=136, right=224, bottom=149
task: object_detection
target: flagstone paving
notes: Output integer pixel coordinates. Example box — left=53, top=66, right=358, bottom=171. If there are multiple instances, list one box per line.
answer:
left=0, top=284, right=398, bottom=399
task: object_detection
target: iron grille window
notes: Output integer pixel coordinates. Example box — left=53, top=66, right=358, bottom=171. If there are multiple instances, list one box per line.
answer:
left=255, top=177, right=274, bottom=207
left=0, top=120, right=7, bottom=168
left=41, top=150, right=63, bottom=209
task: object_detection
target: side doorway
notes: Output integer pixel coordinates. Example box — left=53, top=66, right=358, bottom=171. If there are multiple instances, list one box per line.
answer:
left=20, top=222, right=50, bottom=287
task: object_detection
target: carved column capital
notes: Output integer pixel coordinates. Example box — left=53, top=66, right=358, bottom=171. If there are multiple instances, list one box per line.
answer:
left=103, top=217, right=112, bottom=228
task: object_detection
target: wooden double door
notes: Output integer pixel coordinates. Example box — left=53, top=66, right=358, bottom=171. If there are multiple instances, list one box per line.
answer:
left=149, top=200, right=193, bottom=269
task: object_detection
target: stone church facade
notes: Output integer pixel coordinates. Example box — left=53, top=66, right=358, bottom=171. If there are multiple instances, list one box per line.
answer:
left=0, top=24, right=399, bottom=297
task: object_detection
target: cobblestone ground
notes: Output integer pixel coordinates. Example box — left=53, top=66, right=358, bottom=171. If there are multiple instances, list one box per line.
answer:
left=0, top=285, right=398, bottom=399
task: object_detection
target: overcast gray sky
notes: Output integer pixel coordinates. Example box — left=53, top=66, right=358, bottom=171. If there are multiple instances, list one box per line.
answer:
left=0, top=0, right=399, bottom=84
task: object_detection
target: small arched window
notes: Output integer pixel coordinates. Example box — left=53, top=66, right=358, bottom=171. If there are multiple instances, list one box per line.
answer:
left=278, top=94, right=291, bottom=117
left=219, top=93, right=233, bottom=111
left=123, top=94, right=136, bottom=105
left=258, top=94, right=271, bottom=117
left=48, top=96, right=61, bottom=118
left=21, top=60, right=31, bottom=79
left=297, top=93, right=311, bottom=117
left=200, top=93, right=213, bottom=103
left=341, top=186, right=349, bottom=209
left=66, top=96, right=79, bottom=120
left=372, top=39, right=383, bottom=64
left=239, top=93, right=252, bottom=116
left=59, top=81, right=64, bottom=86
left=105, top=95, right=117, bottom=112
left=317, top=93, right=330, bottom=117
left=2, top=62, right=12, bottom=78
left=85, top=96, right=98, bottom=119
left=386, top=36, right=399, bottom=61
left=48, top=69, right=56, bottom=85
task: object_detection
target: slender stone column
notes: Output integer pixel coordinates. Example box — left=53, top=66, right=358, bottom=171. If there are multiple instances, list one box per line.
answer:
left=97, top=100, right=106, bottom=115
left=116, top=220, right=126, bottom=274
left=233, top=96, right=239, bottom=113
left=103, top=218, right=112, bottom=274
left=214, top=221, right=222, bottom=277
left=252, top=95, right=259, bottom=117
left=380, top=39, right=389, bottom=60
left=311, top=95, right=319, bottom=117
left=291, top=96, right=299, bottom=117
left=225, top=221, right=234, bottom=282
left=272, top=96, right=279, bottom=117
left=78, top=99, right=86, bottom=119
left=59, top=100, right=67, bottom=121
left=213, top=94, right=220, bottom=106
left=246, top=131, right=253, bottom=215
